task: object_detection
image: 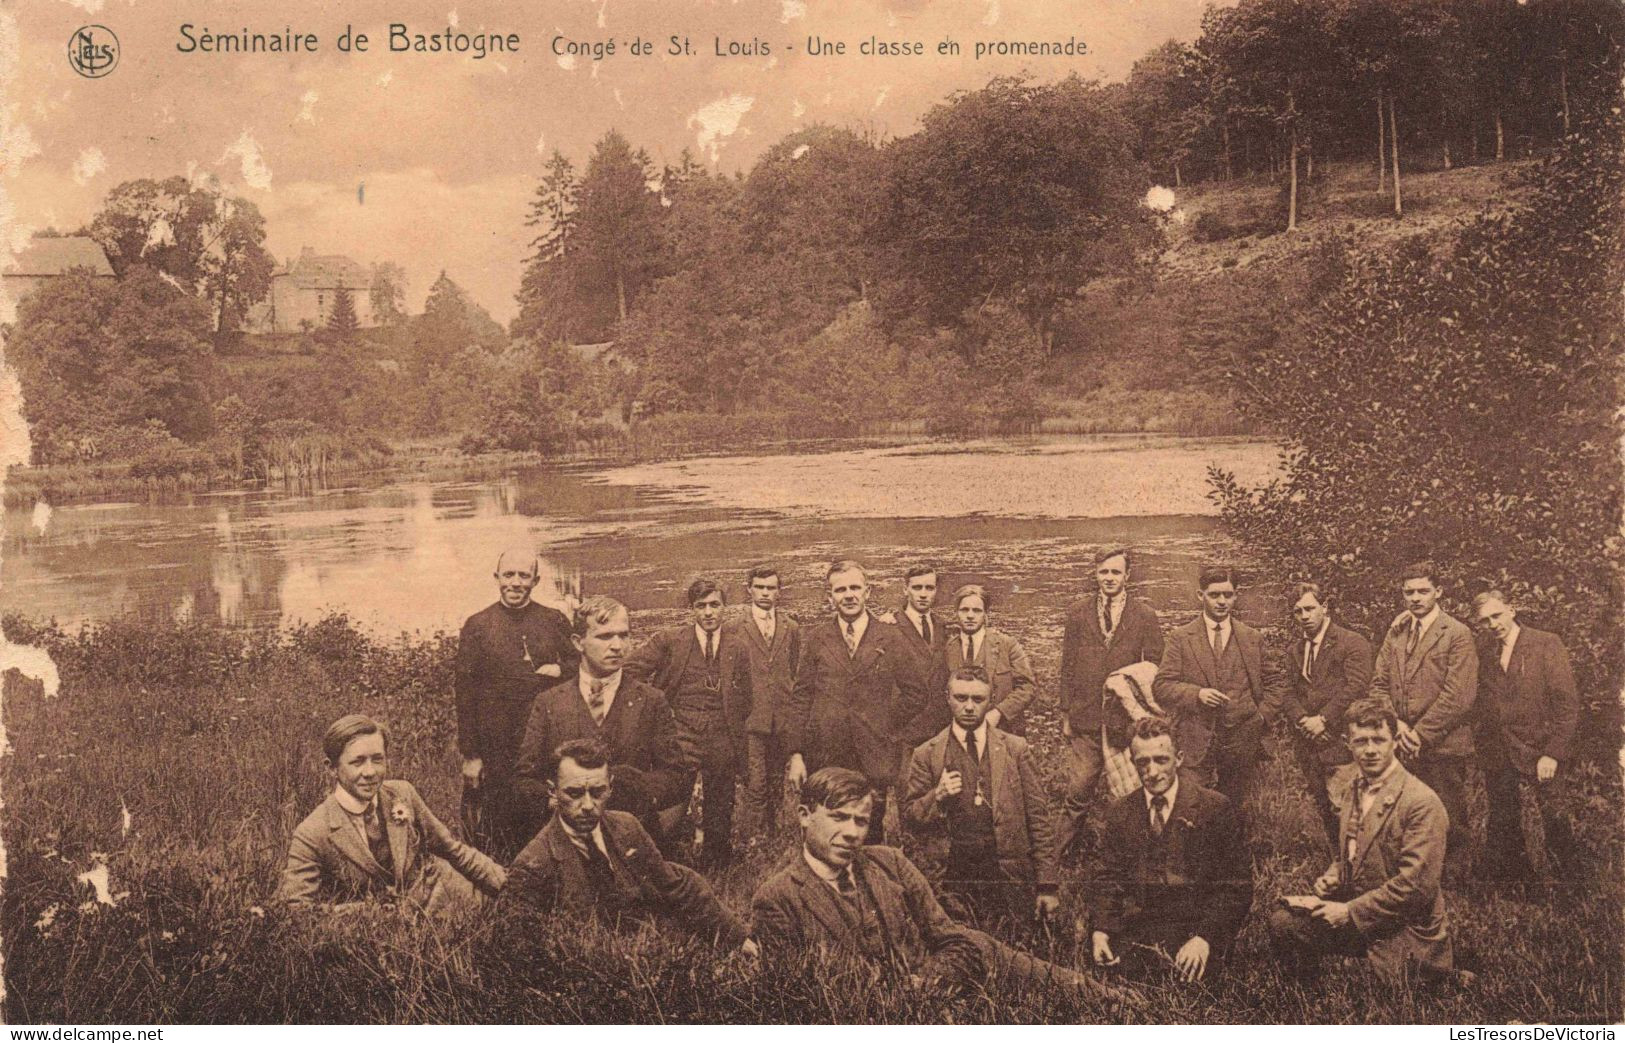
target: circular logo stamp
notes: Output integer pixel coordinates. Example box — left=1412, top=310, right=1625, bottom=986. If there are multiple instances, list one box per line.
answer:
left=68, top=25, right=120, bottom=78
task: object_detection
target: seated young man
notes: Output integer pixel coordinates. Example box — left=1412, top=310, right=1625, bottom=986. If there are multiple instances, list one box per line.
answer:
left=1088, top=717, right=1251, bottom=983
left=277, top=713, right=505, bottom=913
left=1269, top=699, right=1458, bottom=985
left=752, top=767, right=1140, bottom=1009
left=500, top=737, right=756, bottom=957
left=902, top=667, right=1060, bottom=928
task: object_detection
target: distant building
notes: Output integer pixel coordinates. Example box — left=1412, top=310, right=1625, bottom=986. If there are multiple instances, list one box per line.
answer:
left=2, top=235, right=115, bottom=303
left=247, top=247, right=376, bottom=334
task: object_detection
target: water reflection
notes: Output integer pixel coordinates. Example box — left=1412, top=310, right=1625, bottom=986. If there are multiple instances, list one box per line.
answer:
left=1, top=437, right=1283, bottom=635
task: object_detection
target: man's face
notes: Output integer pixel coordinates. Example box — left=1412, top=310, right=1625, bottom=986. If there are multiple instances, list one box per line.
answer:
left=1095, top=554, right=1127, bottom=598
left=691, top=590, right=725, bottom=633
left=573, top=608, right=630, bottom=676
left=1200, top=580, right=1236, bottom=622
left=1129, top=733, right=1181, bottom=796
left=332, top=731, right=387, bottom=806
left=1477, top=597, right=1516, bottom=641
left=748, top=575, right=781, bottom=612
left=946, top=678, right=993, bottom=731
left=955, top=595, right=986, bottom=634
left=800, top=795, right=872, bottom=869
left=495, top=556, right=540, bottom=609
left=551, top=757, right=612, bottom=834
left=906, top=573, right=938, bottom=614
left=828, top=568, right=869, bottom=621
left=1402, top=577, right=1441, bottom=618
left=1347, top=721, right=1397, bottom=779
left=1292, top=592, right=1328, bottom=637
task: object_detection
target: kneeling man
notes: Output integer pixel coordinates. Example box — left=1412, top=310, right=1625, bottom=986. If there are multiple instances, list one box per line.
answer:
left=753, top=767, right=1137, bottom=1007
left=903, top=667, right=1060, bottom=927
left=278, top=714, right=506, bottom=913
left=502, top=738, right=755, bottom=955
left=1089, top=717, right=1251, bottom=982
left=1269, top=699, right=1455, bottom=983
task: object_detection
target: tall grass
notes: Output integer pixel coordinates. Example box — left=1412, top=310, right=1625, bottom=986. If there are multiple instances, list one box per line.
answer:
left=2, top=613, right=1617, bottom=1023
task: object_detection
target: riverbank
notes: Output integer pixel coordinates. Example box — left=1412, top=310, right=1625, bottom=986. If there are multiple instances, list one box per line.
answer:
left=2, top=612, right=1617, bottom=1022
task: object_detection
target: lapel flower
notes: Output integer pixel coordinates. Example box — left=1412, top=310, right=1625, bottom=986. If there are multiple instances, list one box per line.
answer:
left=624, top=848, right=638, bottom=859
left=389, top=803, right=412, bottom=827
left=1175, top=817, right=1196, bottom=831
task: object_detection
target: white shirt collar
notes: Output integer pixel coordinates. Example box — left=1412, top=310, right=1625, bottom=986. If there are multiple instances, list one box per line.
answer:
left=561, top=819, right=610, bottom=858
left=904, top=605, right=932, bottom=633
left=579, top=668, right=623, bottom=706
left=950, top=720, right=989, bottom=753
left=694, top=623, right=719, bottom=650
left=751, top=605, right=775, bottom=624
left=840, top=612, right=870, bottom=646
left=332, top=785, right=375, bottom=817
left=802, top=846, right=848, bottom=891
left=1144, top=777, right=1179, bottom=816
left=1413, top=605, right=1440, bottom=635
left=1502, top=622, right=1521, bottom=649
left=1205, top=614, right=1231, bottom=637
left=1360, top=757, right=1401, bottom=793
left=1308, top=618, right=1330, bottom=646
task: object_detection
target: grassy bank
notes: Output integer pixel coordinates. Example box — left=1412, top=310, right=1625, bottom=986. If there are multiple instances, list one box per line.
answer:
left=1, top=613, right=1617, bottom=1023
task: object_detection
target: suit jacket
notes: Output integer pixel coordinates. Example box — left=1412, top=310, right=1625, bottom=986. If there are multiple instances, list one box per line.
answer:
left=1059, top=594, right=1164, bottom=735
left=513, top=675, right=692, bottom=834
left=1153, top=616, right=1277, bottom=766
left=731, top=612, right=802, bottom=736
left=893, top=607, right=952, bottom=746
left=1276, top=621, right=1374, bottom=767
left=454, top=600, right=577, bottom=774
left=501, top=811, right=747, bottom=946
left=277, top=779, right=505, bottom=907
left=1369, top=610, right=1478, bottom=758
left=902, top=726, right=1059, bottom=889
left=623, top=622, right=753, bottom=769
left=1476, top=626, right=1579, bottom=775
left=1317, top=763, right=1452, bottom=978
left=750, top=844, right=982, bottom=979
left=943, top=627, right=1038, bottom=735
left=785, top=614, right=933, bottom=784
left=1090, top=771, right=1251, bottom=953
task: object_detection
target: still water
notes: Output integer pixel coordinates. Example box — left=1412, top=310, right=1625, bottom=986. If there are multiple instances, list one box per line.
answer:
left=1, top=436, right=1282, bottom=636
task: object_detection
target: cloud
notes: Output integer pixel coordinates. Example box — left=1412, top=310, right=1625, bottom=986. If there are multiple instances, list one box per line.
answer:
left=220, top=130, right=272, bottom=191
left=781, top=1, right=807, bottom=23
left=70, top=146, right=105, bottom=186
left=0, top=106, right=42, bottom=178
left=297, top=90, right=319, bottom=123
left=689, top=93, right=753, bottom=164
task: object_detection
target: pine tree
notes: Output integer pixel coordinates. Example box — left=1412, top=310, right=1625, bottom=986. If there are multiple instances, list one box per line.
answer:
left=327, top=284, right=359, bottom=337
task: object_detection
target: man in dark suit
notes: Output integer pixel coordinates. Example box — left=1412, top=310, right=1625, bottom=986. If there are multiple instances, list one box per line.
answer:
left=513, top=596, right=692, bottom=850
left=785, top=560, right=933, bottom=845
left=903, top=667, right=1060, bottom=928
left=892, top=562, right=952, bottom=747
left=1089, top=717, right=1251, bottom=983
left=751, top=767, right=1139, bottom=1007
left=1153, top=565, right=1279, bottom=817
left=624, top=577, right=753, bottom=866
left=1269, top=700, right=1457, bottom=984
left=454, top=548, right=577, bottom=861
left=1275, top=582, right=1374, bottom=851
left=1368, top=561, right=1478, bottom=875
left=502, top=738, right=755, bottom=955
left=1056, top=548, right=1165, bottom=856
left=1472, top=591, right=1582, bottom=880
left=733, top=564, right=802, bottom=838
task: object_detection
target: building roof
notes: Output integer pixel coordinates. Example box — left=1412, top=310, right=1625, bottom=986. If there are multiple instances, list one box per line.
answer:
left=6, top=236, right=115, bottom=277
left=278, top=246, right=369, bottom=289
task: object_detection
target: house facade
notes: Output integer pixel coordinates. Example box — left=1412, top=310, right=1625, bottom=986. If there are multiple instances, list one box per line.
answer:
left=246, top=247, right=375, bottom=333
left=2, top=236, right=116, bottom=305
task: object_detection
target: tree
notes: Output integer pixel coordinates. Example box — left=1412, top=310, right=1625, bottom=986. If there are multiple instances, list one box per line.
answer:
left=1121, top=41, right=1211, bottom=188
left=572, top=130, right=664, bottom=329
left=326, top=285, right=359, bottom=337
left=511, top=150, right=585, bottom=345
left=873, top=76, right=1152, bottom=355
left=369, top=262, right=407, bottom=326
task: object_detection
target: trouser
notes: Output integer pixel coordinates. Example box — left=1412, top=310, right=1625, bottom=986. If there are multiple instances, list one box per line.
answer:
left=462, top=772, right=530, bottom=864
left=691, top=736, right=740, bottom=863
left=941, top=850, right=1034, bottom=930
left=1290, top=735, right=1348, bottom=852
left=1056, top=732, right=1106, bottom=856
left=1481, top=756, right=1581, bottom=879
left=1266, top=907, right=1366, bottom=975
left=965, top=929, right=1132, bottom=1006
left=1409, top=755, right=1469, bottom=872
left=746, top=731, right=791, bottom=837
left=1192, top=720, right=1264, bottom=825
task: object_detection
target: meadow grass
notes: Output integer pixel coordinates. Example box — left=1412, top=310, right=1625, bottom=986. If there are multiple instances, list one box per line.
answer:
left=1, top=613, right=1617, bottom=1024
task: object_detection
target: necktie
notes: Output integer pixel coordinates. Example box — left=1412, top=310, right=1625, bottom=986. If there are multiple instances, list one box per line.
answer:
left=582, top=835, right=616, bottom=886
left=845, top=620, right=858, bottom=654
left=363, top=804, right=393, bottom=873
left=1211, top=621, right=1225, bottom=657
left=1405, top=617, right=1420, bottom=656
left=1101, top=595, right=1116, bottom=639
left=704, top=629, right=715, bottom=663
left=963, top=633, right=975, bottom=664
left=837, top=867, right=857, bottom=898
left=1303, top=639, right=1316, bottom=681
left=965, top=728, right=979, bottom=765
left=588, top=679, right=608, bottom=725
left=1149, top=793, right=1168, bottom=836
left=923, top=615, right=933, bottom=646
left=759, top=614, right=774, bottom=644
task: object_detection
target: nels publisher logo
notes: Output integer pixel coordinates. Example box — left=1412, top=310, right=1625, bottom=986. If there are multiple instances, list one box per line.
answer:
left=69, top=25, right=119, bottom=78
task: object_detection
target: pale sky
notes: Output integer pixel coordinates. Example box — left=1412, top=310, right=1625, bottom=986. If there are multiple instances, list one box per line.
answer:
left=2, top=0, right=1214, bottom=323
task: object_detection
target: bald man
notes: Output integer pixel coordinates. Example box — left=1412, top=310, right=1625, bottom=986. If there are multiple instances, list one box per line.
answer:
left=455, top=548, right=578, bottom=861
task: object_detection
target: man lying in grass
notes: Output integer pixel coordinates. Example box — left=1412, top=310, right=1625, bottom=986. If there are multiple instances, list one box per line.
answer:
left=277, top=713, right=506, bottom=913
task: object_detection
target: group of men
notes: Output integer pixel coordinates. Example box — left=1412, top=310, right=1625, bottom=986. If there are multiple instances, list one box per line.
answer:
left=279, top=546, right=1585, bottom=1000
